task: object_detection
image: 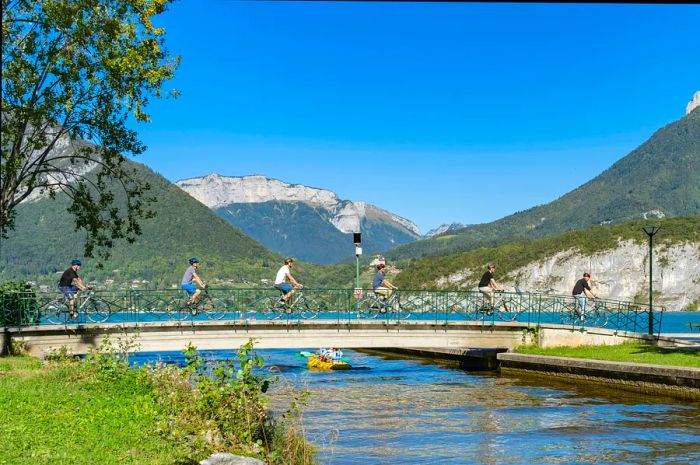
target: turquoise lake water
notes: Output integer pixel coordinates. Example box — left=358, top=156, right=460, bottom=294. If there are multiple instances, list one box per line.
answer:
left=132, top=319, right=700, bottom=465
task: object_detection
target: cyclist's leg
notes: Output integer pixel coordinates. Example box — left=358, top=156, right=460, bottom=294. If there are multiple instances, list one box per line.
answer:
left=573, top=294, right=587, bottom=320
left=181, top=283, right=197, bottom=304
left=276, top=284, right=293, bottom=304
left=374, top=287, right=392, bottom=301
left=478, top=287, right=494, bottom=310
left=60, top=286, right=79, bottom=318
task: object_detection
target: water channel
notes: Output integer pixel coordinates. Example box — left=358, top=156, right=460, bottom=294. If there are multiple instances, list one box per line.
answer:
left=132, top=312, right=700, bottom=464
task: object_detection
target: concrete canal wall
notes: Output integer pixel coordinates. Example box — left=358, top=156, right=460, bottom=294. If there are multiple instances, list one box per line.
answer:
left=498, top=353, right=700, bottom=401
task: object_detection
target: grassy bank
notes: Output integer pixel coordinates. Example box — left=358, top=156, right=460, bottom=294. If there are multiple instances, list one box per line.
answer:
left=515, top=343, right=700, bottom=368
left=0, top=340, right=314, bottom=465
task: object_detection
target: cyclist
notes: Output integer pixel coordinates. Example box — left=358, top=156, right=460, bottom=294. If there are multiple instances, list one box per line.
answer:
left=274, top=257, right=303, bottom=305
left=478, top=263, right=500, bottom=310
left=181, top=257, right=206, bottom=305
left=373, top=263, right=398, bottom=300
left=572, top=272, right=596, bottom=320
left=58, top=259, right=87, bottom=319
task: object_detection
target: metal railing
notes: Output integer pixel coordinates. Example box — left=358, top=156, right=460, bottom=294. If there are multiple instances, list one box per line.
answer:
left=0, top=288, right=664, bottom=336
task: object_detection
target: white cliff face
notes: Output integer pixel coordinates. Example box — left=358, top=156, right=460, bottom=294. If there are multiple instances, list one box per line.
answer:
left=19, top=134, right=99, bottom=203
left=425, top=222, right=467, bottom=238
left=435, top=240, right=700, bottom=310
left=176, top=174, right=421, bottom=237
left=687, top=91, right=700, bottom=115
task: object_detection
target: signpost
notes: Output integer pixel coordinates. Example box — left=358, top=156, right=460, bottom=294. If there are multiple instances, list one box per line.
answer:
left=354, top=232, right=362, bottom=297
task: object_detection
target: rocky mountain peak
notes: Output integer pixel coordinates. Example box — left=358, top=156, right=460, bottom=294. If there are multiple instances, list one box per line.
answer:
left=425, top=222, right=468, bottom=238
left=176, top=174, right=421, bottom=237
left=687, top=91, right=700, bottom=115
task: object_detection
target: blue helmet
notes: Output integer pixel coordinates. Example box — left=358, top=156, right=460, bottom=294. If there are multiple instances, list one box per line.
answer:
left=71, top=259, right=82, bottom=266
left=189, top=257, right=200, bottom=265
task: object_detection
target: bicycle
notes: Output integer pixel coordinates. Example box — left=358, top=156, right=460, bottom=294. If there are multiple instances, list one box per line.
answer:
left=562, top=297, right=609, bottom=327
left=44, top=289, right=112, bottom=324
left=354, top=290, right=411, bottom=319
left=477, top=291, right=525, bottom=321
left=166, top=289, right=227, bottom=320
left=270, top=288, right=323, bottom=320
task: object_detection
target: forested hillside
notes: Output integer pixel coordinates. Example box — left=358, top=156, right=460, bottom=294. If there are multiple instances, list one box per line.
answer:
left=0, top=160, right=285, bottom=287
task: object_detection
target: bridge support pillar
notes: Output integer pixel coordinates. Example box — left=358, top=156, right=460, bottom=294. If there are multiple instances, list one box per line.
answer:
left=1, top=328, right=9, bottom=355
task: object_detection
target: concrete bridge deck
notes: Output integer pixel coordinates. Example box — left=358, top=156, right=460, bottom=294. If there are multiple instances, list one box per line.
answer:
left=6, top=319, right=661, bottom=358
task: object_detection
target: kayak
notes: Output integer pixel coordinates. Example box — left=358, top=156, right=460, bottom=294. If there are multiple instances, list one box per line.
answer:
left=307, top=354, right=351, bottom=370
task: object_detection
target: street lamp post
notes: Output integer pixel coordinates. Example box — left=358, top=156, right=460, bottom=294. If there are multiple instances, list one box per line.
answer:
left=353, top=232, right=362, bottom=292
left=642, top=226, right=660, bottom=336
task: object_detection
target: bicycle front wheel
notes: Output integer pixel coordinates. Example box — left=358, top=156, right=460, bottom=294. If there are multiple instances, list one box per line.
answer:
left=354, top=298, right=383, bottom=319
left=495, top=299, right=521, bottom=322
left=85, top=299, right=112, bottom=323
left=298, top=296, right=321, bottom=319
left=199, top=297, right=228, bottom=320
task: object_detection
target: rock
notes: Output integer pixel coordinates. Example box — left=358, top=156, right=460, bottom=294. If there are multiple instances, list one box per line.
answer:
left=435, top=240, right=700, bottom=309
left=687, top=91, right=700, bottom=115
left=199, top=452, right=265, bottom=465
left=176, top=174, right=421, bottom=236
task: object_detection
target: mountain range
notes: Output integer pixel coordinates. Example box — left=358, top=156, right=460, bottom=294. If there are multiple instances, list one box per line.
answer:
left=175, top=174, right=421, bottom=264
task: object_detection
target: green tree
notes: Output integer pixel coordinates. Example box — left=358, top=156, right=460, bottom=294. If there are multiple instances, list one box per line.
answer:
left=1, top=0, right=179, bottom=259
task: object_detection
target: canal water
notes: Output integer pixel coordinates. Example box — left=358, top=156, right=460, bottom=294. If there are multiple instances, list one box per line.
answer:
left=132, top=314, right=700, bottom=465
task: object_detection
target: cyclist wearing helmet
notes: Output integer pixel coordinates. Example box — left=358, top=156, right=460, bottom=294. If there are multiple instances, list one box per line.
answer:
left=181, top=258, right=206, bottom=305
left=58, top=259, right=87, bottom=319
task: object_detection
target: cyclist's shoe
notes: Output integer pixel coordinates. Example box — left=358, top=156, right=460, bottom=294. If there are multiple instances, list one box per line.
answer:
left=190, top=307, right=198, bottom=316
left=69, top=311, right=78, bottom=320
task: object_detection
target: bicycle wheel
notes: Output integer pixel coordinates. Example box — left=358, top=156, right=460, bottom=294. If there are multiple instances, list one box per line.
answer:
left=298, top=296, right=321, bottom=319
left=354, top=297, right=383, bottom=319
left=590, top=303, right=609, bottom=327
left=85, top=299, right=112, bottom=323
left=199, top=297, right=227, bottom=320
left=166, top=296, right=191, bottom=321
left=496, top=298, right=523, bottom=322
left=44, top=299, right=68, bottom=325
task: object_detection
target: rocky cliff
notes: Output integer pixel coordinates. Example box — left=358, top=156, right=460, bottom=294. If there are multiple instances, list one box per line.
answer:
left=687, top=91, right=700, bottom=115
left=176, top=174, right=421, bottom=236
left=435, top=240, right=700, bottom=310
left=175, top=174, right=421, bottom=264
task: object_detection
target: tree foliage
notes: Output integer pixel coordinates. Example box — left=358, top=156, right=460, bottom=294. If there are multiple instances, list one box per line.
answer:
left=1, top=0, right=179, bottom=259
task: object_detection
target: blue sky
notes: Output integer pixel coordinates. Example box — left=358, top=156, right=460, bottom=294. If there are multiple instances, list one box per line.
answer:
left=132, top=1, right=700, bottom=234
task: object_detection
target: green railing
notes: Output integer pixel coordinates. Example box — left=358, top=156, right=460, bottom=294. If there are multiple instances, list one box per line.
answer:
left=0, top=288, right=664, bottom=336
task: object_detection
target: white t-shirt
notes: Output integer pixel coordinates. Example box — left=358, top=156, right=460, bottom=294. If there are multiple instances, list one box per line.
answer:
left=274, top=265, right=290, bottom=285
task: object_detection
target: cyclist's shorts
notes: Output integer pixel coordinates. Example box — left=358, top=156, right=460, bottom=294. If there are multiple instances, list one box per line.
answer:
left=181, top=283, right=198, bottom=296
left=274, top=284, right=293, bottom=294
left=59, top=285, right=79, bottom=300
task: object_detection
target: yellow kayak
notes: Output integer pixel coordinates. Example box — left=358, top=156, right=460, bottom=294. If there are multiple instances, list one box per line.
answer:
left=307, top=354, right=351, bottom=370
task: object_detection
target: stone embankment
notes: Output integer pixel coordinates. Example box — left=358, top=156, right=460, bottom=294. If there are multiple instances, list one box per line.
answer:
left=380, top=344, right=700, bottom=401
left=497, top=353, right=700, bottom=401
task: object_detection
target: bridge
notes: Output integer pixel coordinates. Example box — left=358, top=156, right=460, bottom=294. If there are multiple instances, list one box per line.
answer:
left=1, top=288, right=664, bottom=357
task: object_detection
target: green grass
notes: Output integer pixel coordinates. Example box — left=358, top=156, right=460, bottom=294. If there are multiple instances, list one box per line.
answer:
left=515, top=343, right=700, bottom=368
left=0, top=356, right=194, bottom=465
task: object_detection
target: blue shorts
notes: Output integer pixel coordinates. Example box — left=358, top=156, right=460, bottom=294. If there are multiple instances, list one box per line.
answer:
left=59, top=285, right=79, bottom=301
left=181, top=283, right=198, bottom=296
left=275, top=284, right=293, bottom=294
